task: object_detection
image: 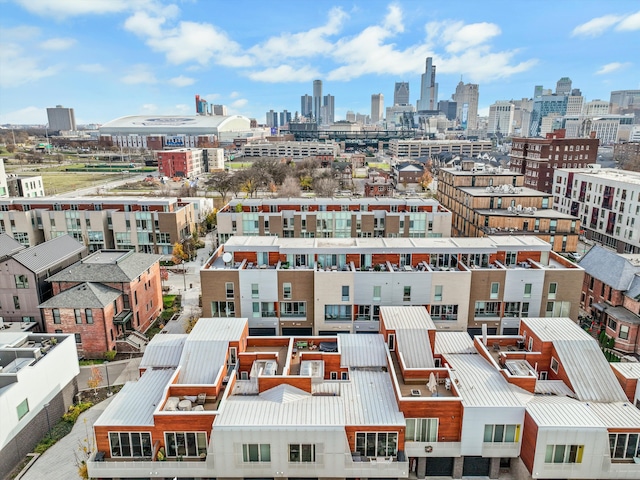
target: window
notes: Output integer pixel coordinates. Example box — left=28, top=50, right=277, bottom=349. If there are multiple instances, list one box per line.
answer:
left=474, top=301, right=500, bottom=317
left=406, top=418, right=438, bottom=442
left=53, top=308, right=60, bottom=324
left=17, top=398, right=29, bottom=420
left=85, top=309, right=93, bottom=324
left=324, top=305, right=352, bottom=321
left=251, top=283, right=259, bottom=298
left=431, top=304, right=458, bottom=320
left=609, top=433, right=640, bottom=460
left=373, top=285, right=381, bottom=301
left=434, top=285, right=443, bottom=302
left=283, top=283, right=292, bottom=299
left=289, top=443, right=316, bottom=462
left=280, top=301, right=306, bottom=317
left=504, top=302, right=521, bottom=317
left=225, top=282, right=234, bottom=299
left=165, top=432, right=207, bottom=457
left=548, top=282, right=557, bottom=299
left=490, top=282, right=499, bottom=299
left=342, top=285, right=350, bottom=301
left=524, top=283, right=532, bottom=298
left=75, top=333, right=81, bottom=343
left=355, top=432, right=398, bottom=458
left=15, top=275, right=29, bottom=289
left=550, top=357, right=559, bottom=374
left=619, top=325, right=629, bottom=340
left=484, top=424, right=520, bottom=443
left=13, top=296, right=20, bottom=309
left=75, top=309, right=82, bottom=324
left=242, top=443, right=271, bottom=462
left=403, top=286, right=411, bottom=301
left=545, top=444, right=584, bottom=464
left=109, top=432, right=152, bottom=458
left=211, top=301, right=235, bottom=317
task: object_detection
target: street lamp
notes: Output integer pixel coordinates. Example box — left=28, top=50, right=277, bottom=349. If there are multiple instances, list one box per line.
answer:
left=104, top=361, right=112, bottom=396
left=43, top=403, right=52, bottom=440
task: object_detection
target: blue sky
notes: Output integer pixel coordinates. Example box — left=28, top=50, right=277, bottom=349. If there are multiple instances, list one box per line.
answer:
left=0, top=0, right=639, bottom=125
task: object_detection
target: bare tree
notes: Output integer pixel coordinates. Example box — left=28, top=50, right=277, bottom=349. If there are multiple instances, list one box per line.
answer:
left=313, top=177, right=338, bottom=197
left=278, top=176, right=302, bottom=197
left=205, top=170, right=237, bottom=203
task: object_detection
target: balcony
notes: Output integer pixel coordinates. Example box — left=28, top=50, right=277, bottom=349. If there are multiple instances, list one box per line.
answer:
left=345, top=451, right=409, bottom=477
left=88, top=457, right=211, bottom=479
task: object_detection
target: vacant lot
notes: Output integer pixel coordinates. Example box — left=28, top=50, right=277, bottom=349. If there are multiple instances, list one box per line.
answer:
left=41, top=172, right=122, bottom=195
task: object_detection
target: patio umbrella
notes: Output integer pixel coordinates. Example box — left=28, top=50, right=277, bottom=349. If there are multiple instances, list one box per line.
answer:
left=427, top=372, right=438, bottom=394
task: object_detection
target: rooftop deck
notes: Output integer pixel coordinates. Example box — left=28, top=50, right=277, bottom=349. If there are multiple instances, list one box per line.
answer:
left=390, top=352, right=456, bottom=399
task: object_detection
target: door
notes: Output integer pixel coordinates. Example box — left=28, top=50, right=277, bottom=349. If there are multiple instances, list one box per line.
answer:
left=426, top=457, right=454, bottom=476
left=388, top=333, right=396, bottom=351
left=462, top=456, right=491, bottom=476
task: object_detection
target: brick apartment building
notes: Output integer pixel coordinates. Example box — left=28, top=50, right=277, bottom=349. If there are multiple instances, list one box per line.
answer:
left=509, top=131, right=598, bottom=193
left=40, top=250, right=162, bottom=357
left=156, top=148, right=204, bottom=178
left=437, top=162, right=581, bottom=252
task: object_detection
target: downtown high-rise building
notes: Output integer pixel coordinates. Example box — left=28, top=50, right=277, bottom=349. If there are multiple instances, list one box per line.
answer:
left=46, top=105, right=76, bottom=132
left=417, top=58, right=438, bottom=111
left=487, top=101, right=515, bottom=136
left=265, top=110, right=278, bottom=128
left=322, top=94, right=335, bottom=125
left=300, top=94, right=312, bottom=118
left=313, top=80, right=323, bottom=123
left=452, top=82, right=479, bottom=130
left=393, top=82, right=410, bottom=105
left=556, top=77, right=572, bottom=95
left=371, top=93, right=384, bottom=123
left=279, top=110, right=292, bottom=127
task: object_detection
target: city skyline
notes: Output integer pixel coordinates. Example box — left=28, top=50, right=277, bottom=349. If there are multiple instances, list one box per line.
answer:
left=0, top=0, right=639, bottom=125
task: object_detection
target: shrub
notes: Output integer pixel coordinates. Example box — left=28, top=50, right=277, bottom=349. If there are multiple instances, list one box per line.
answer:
left=63, top=402, right=93, bottom=424
left=104, top=350, right=116, bottom=361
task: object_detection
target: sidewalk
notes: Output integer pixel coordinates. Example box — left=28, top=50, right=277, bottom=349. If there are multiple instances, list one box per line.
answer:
left=76, top=357, right=142, bottom=391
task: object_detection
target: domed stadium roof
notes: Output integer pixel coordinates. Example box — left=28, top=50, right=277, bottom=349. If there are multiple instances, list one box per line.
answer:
left=100, top=115, right=251, bottom=135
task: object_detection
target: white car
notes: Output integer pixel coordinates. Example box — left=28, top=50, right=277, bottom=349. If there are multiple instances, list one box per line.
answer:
left=568, top=252, right=582, bottom=261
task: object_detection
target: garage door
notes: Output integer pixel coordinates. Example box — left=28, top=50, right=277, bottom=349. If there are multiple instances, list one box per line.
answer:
left=281, top=327, right=313, bottom=336
left=502, top=327, right=519, bottom=335
left=426, top=457, right=454, bottom=476
left=462, top=456, right=490, bottom=476
left=249, top=328, right=276, bottom=336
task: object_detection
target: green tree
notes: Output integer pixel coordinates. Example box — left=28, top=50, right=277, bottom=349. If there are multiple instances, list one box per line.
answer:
left=172, top=242, right=188, bottom=264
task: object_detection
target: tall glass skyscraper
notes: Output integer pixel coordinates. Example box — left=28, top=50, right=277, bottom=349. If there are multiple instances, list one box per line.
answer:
left=394, top=82, right=410, bottom=105
left=417, top=58, right=438, bottom=111
left=313, top=80, right=323, bottom=124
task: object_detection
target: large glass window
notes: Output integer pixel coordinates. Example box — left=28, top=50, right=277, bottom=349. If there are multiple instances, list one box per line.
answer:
left=504, top=302, right=521, bottom=317
left=15, top=274, right=29, bottom=289
left=165, top=432, right=207, bottom=457
left=431, top=304, right=458, bottom=320
left=609, top=433, right=640, bottom=460
left=548, top=282, right=557, bottom=299
left=484, top=424, right=520, bottom=443
left=242, top=443, right=270, bottom=462
left=406, top=418, right=438, bottom=442
left=373, top=285, right=381, bottom=301
left=109, top=432, right=152, bottom=457
left=474, top=301, right=500, bottom=317
left=289, top=443, right=316, bottom=462
left=355, top=432, right=398, bottom=458
left=544, top=444, right=583, bottom=464
left=324, top=305, right=352, bottom=321
left=280, top=301, right=306, bottom=317
left=211, top=301, right=235, bottom=317
left=434, top=285, right=443, bottom=302
left=283, top=283, right=292, bottom=299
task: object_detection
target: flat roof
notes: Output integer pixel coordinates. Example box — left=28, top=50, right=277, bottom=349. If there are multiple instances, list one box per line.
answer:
left=475, top=208, right=577, bottom=220
left=557, top=167, right=640, bottom=186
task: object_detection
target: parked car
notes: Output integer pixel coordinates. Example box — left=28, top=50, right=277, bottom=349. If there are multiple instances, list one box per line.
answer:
left=568, top=252, right=582, bottom=261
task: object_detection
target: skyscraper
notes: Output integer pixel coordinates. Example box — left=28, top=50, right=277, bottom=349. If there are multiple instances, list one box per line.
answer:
left=265, top=110, right=278, bottom=128
left=417, top=58, right=438, bottom=111
left=279, top=110, right=292, bottom=127
left=323, top=94, right=335, bottom=125
left=452, top=82, right=479, bottom=130
left=394, top=82, right=410, bottom=105
left=555, top=77, right=572, bottom=95
left=46, top=105, right=76, bottom=132
left=488, top=101, right=515, bottom=136
left=301, top=94, right=312, bottom=118
left=371, top=94, right=384, bottom=123
left=313, top=80, right=323, bottom=124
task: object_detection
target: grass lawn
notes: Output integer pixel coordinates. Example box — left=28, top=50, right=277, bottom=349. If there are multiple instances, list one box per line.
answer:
left=41, top=172, right=122, bottom=195
left=367, top=162, right=390, bottom=170
left=225, top=162, right=253, bottom=169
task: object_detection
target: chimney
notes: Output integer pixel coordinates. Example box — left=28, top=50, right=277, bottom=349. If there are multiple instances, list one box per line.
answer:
left=589, top=131, right=596, bottom=139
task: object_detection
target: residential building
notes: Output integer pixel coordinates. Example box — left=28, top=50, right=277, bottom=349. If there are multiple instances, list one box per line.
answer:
left=0, top=158, right=8, bottom=198
left=41, top=249, right=162, bottom=357
left=578, top=245, right=640, bottom=354
left=565, top=94, right=584, bottom=116
left=364, top=171, right=394, bottom=197
left=212, top=104, right=227, bottom=116
left=86, top=312, right=638, bottom=480
left=205, top=147, right=225, bottom=171
left=452, top=82, right=479, bottom=130
left=279, top=110, right=292, bottom=127
left=438, top=164, right=581, bottom=252
left=201, top=235, right=582, bottom=337
left=417, top=57, right=438, bottom=111
left=487, top=101, right=515, bottom=136
left=46, top=105, right=76, bottom=132
left=394, top=81, right=410, bottom=105
left=241, top=141, right=339, bottom=159
left=6, top=175, right=45, bottom=198
left=509, top=133, right=598, bottom=193
left=393, top=162, right=425, bottom=188
left=553, top=167, right=640, bottom=253
left=611, top=363, right=640, bottom=406
left=0, top=234, right=86, bottom=329
left=156, top=148, right=204, bottom=178
left=216, top=197, right=452, bottom=244
left=371, top=93, right=384, bottom=123
left=562, top=114, right=635, bottom=145
left=0, top=196, right=196, bottom=255
left=0, top=331, right=79, bottom=479
left=389, top=139, right=492, bottom=159
left=583, top=99, right=610, bottom=116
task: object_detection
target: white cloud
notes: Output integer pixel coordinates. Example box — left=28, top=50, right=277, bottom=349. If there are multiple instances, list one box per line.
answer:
left=39, top=37, right=76, bottom=50
left=0, top=43, right=60, bottom=87
left=430, top=21, right=501, bottom=53
left=572, top=14, right=624, bottom=37
left=121, top=64, right=157, bottom=84
left=247, top=65, right=321, bottom=83
left=168, top=75, right=195, bottom=87
left=596, top=62, right=631, bottom=75
left=138, top=103, right=158, bottom=114
left=230, top=99, right=248, bottom=108
left=0, top=106, right=46, bottom=124
left=172, top=104, right=191, bottom=114
left=13, top=0, right=156, bottom=18
left=616, top=11, right=640, bottom=31
left=229, top=91, right=241, bottom=99
left=77, top=63, right=106, bottom=73
left=0, top=25, right=41, bottom=41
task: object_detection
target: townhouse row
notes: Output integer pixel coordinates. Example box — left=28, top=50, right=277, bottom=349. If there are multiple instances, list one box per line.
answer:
left=200, top=235, right=583, bottom=336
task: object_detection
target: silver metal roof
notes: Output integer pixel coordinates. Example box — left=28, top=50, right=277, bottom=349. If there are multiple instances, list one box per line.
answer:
left=526, top=396, right=605, bottom=428
left=534, top=380, right=575, bottom=397
left=94, top=368, right=176, bottom=427
left=523, top=317, right=593, bottom=342
left=338, top=334, right=387, bottom=367
left=586, top=401, right=640, bottom=428
left=13, top=234, right=85, bottom=273
left=446, top=353, right=524, bottom=407
left=139, top=334, right=187, bottom=369
left=343, top=369, right=406, bottom=426
left=380, top=306, right=436, bottom=330
left=396, top=329, right=434, bottom=368
left=215, top=384, right=345, bottom=427
left=0, top=233, right=25, bottom=258
left=611, top=362, right=640, bottom=379
left=434, top=331, right=475, bottom=354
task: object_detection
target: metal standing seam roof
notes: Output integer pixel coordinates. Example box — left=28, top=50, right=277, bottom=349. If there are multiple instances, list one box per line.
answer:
left=534, top=380, right=575, bottom=397
left=38, top=282, right=121, bottom=309
left=396, top=329, right=435, bottom=368
left=214, top=384, right=346, bottom=427
left=0, top=233, right=25, bottom=258
left=434, top=331, right=476, bottom=355
left=46, top=251, right=162, bottom=283
left=338, top=334, right=387, bottom=367
left=13, top=234, right=85, bottom=273
left=579, top=245, right=640, bottom=291
left=139, top=334, right=187, bottom=369
left=342, top=369, right=406, bottom=426
left=445, top=354, right=524, bottom=407
left=380, top=306, right=436, bottom=330
left=525, top=396, right=606, bottom=428
left=611, top=362, right=640, bottom=379
left=94, top=368, right=176, bottom=427
left=522, top=317, right=595, bottom=342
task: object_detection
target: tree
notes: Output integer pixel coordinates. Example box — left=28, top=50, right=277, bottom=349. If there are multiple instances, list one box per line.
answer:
left=299, top=175, right=313, bottom=191
left=172, top=242, right=188, bottom=265
left=87, top=365, right=103, bottom=395
left=6, top=144, right=15, bottom=153
left=278, top=176, right=302, bottom=197
left=313, top=177, right=338, bottom=197
left=55, top=153, right=64, bottom=164
left=419, top=171, right=433, bottom=191
left=205, top=170, right=236, bottom=203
